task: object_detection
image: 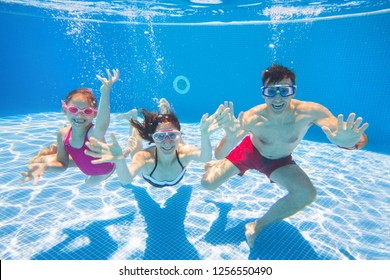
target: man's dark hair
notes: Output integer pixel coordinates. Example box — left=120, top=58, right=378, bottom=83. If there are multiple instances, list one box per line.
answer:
left=262, top=64, right=296, bottom=85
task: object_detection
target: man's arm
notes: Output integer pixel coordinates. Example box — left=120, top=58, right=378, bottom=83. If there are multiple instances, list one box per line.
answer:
left=313, top=103, right=369, bottom=149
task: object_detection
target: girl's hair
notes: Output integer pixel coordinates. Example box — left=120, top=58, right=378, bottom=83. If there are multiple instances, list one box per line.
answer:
left=131, top=109, right=181, bottom=144
left=262, top=64, right=296, bottom=85
left=64, top=88, right=97, bottom=108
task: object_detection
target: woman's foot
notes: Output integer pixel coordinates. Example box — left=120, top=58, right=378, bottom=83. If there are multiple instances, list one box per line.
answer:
left=117, top=108, right=138, bottom=121
left=158, top=98, right=170, bottom=114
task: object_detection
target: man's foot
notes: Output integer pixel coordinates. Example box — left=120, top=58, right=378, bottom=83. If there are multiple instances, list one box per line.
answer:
left=158, top=98, right=170, bottom=114
left=117, top=109, right=138, bottom=121
left=245, top=221, right=260, bottom=248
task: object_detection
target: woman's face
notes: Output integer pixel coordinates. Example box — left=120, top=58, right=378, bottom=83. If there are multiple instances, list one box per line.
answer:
left=153, top=122, right=181, bottom=154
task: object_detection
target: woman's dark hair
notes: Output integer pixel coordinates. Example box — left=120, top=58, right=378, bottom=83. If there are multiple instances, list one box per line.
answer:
left=131, top=109, right=181, bottom=143
left=262, top=64, right=296, bottom=85
left=64, top=88, right=97, bottom=108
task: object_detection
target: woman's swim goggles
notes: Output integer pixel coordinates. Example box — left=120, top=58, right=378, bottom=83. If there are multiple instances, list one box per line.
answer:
left=261, top=85, right=297, bottom=97
left=61, top=100, right=97, bottom=116
left=152, top=130, right=181, bottom=143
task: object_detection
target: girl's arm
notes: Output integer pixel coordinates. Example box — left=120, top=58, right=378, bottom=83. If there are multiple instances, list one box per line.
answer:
left=20, top=129, right=69, bottom=185
left=38, top=128, right=70, bottom=171
left=52, top=128, right=70, bottom=169
left=93, top=69, right=120, bottom=140
left=85, top=133, right=146, bottom=185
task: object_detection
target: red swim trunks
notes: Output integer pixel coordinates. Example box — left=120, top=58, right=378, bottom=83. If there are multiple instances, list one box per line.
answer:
left=226, top=135, right=296, bottom=179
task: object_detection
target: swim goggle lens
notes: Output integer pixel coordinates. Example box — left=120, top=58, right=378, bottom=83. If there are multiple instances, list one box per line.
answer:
left=261, top=85, right=297, bottom=97
left=61, top=100, right=97, bottom=115
left=152, top=131, right=181, bottom=143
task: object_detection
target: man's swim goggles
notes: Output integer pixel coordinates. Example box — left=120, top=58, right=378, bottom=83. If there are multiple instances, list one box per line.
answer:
left=61, top=100, right=97, bottom=116
left=152, top=130, right=182, bottom=143
left=261, top=85, right=297, bottom=97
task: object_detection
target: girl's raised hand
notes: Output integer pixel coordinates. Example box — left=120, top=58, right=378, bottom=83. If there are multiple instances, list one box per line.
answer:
left=96, top=69, right=120, bottom=95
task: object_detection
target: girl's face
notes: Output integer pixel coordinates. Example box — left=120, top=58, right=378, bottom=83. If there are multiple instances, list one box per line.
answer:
left=63, top=94, right=97, bottom=128
left=153, top=122, right=181, bottom=154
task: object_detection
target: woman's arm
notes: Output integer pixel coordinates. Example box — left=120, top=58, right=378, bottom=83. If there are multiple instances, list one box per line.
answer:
left=119, top=109, right=143, bottom=158
left=214, top=102, right=247, bottom=159
left=182, top=105, right=232, bottom=163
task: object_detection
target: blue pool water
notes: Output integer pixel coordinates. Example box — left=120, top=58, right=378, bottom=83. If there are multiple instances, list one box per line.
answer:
left=0, top=1, right=389, bottom=260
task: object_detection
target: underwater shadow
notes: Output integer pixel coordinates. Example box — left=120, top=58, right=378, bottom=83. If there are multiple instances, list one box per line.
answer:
left=204, top=201, right=321, bottom=260
left=126, top=184, right=200, bottom=260
left=32, top=212, right=135, bottom=260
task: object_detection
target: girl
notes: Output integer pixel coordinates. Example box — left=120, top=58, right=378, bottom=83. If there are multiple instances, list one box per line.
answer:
left=21, top=69, right=119, bottom=186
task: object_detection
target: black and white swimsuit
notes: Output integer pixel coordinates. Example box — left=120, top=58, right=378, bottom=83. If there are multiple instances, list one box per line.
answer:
left=142, top=149, right=186, bottom=188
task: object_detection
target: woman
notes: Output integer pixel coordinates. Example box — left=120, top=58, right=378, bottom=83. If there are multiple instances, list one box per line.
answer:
left=85, top=99, right=228, bottom=188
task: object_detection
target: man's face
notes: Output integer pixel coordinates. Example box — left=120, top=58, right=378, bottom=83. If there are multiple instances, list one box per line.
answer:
left=262, top=78, right=296, bottom=114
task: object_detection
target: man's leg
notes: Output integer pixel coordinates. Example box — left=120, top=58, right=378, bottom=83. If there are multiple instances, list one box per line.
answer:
left=245, top=164, right=317, bottom=247
left=201, top=158, right=240, bottom=190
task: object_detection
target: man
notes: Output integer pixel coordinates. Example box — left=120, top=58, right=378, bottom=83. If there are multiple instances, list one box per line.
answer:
left=201, top=64, right=368, bottom=248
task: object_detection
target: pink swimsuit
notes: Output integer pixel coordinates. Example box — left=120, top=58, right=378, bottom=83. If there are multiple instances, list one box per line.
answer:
left=64, top=124, right=115, bottom=176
